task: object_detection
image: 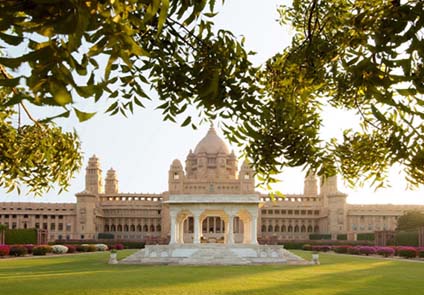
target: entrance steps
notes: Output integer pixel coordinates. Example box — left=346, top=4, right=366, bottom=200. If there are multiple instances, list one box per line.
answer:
left=120, top=244, right=310, bottom=265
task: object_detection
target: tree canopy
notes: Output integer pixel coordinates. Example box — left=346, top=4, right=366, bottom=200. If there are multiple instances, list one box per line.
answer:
left=1, top=0, right=424, bottom=195
left=397, top=211, right=424, bottom=231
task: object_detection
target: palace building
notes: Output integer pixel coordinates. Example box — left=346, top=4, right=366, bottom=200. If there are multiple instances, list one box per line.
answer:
left=1, top=126, right=424, bottom=243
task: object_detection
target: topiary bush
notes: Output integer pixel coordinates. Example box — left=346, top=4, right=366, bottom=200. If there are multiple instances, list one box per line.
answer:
left=358, top=246, right=376, bottom=256
left=51, top=245, right=68, bottom=254
left=417, top=247, right=424, bottom=258
left=23, top=244, right=34, bottom=254
left=95, top=244, right=108, bottom=251
left=65, top=245, right=76, bottom=253
left=114, top=243, right=125, bottom=250
left=375, top=247, right=395, bottom=257
left=347, top=246, right=361, bottom=255
left=32, top=245, right=51, bottom=256
left=302, top=244, right=312, bottom=251
left=0, top=245, right=10, bottom=257
left=397, top=246, right=417, bottom=258
left=76, top=245, right=89, bottom=252
left=311, top=245, right=332, bottom=252
left=9, top=245, right=28, bottom=257
left=333, top=246, right=352, bottom=254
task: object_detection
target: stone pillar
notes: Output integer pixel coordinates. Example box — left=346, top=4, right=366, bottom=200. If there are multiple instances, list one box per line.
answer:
left=178, top=219, right=185, bottom=243
left=193, top=211, right=201, bottom=244
left=250, top=211, right=258, bottom=245
left=169, top=211, right=178, bottom=244
left=227, top=215, right=235, bottom=244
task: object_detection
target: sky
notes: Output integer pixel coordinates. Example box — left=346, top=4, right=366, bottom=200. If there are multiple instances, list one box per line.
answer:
left=1, top=0, right=423, bottom=205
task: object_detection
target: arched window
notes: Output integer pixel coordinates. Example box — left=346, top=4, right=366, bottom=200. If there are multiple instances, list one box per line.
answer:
left=301, top=225, right=306, bottom=233
left=274, top=225, right=280, bottom=232
left=281, top=225, right=286, bottom=232
left=156, top=225, right=161, bottom=232
left=104, top=224, right=110, bottom=232
left=137, top=225, right=142, bottom=232
left=130, top=224, right=135, bottom=232
left=288, top=225, right=293, bottom=232
left=268, top=225, right=273, bottom=232
left=124, top=224, right=129, bottom=232
left=314, top=225, right=319, bottom=233
left=143, top=224, right=149, bottom=232
left=111, top=224, right=116, bottom=232
left=261, top=225, right=267, bottom=232
left=150, top=225, right=155, bottom=232
left=307, top=225, right=313, bottom=233
left=294, top=225, right=299, bottom=232
left=117, top=224, right=122, bottom=232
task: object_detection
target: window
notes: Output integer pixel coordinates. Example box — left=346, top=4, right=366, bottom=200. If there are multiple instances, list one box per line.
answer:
left=66, top=224, right=71, bottom=232
left=244, top=173, right=250, bottom=180
left=58, top=223, right=63, bottom=231
left=43, top=223, right=48, bottom=230
left=35, top=223, right=39, bottom=229
left=12, top=215, right=17, bottom=218
left=50, top=223, right=55, bottom=230
left=173, top=172, right=179, bottom=180
left=12, top=222, right=17, bottom=229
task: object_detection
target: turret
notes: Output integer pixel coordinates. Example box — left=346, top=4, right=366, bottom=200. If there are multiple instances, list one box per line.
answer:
left=304, top=172, right=318, bottom=197
left=105, top=168, right=119, bottom=194
left=320, top=175, right=338, bottom=196
left=169, top=159, right=184, bottom=194
left=239, top=159, right=255, bottom=193
left=85, top=155, right=103, bottom=194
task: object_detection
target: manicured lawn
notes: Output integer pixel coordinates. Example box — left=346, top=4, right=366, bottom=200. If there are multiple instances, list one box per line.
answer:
left=0, top=250, right=423, bottom=295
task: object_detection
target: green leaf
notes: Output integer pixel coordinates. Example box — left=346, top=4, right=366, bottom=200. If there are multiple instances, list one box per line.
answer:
left=74, top=108, right=96, bottom=122
left=181, top=116, right=191, bottom=127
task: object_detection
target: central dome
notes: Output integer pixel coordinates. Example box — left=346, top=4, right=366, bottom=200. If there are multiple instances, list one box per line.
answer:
left=194, top=126, right=230, bottom=154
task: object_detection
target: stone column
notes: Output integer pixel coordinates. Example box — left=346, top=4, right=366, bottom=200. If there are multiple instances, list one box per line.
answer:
left=193, top=211, right=201, bottom=244
left=250, top=211, right=258, bottom=245
left=227, top=215, right=235, bottom=244
left=243, top=218, right=251, bottom=244
left=169, top=210, right=178, bottom=244
left=178, top=218, right=185, bottom=243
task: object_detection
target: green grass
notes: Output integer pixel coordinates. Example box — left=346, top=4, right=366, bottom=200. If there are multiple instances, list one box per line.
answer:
left=0, top=250, right=423, bottom=295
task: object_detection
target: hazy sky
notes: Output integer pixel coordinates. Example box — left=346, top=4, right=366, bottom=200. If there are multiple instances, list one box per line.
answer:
left=1, top=0, right=423, bottom=205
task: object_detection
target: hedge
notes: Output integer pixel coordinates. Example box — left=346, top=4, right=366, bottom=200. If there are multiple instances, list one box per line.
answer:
left=309, top=234, right=332, bottom=240
left=5, top=229, right=37, bottom=244
left=97, top=233, right=114, bottom=239
left=356, top=233, right=375, bottom=241
left=337, top=234, right=347, bottom=240
left=394, top=231, right=419, bottom=247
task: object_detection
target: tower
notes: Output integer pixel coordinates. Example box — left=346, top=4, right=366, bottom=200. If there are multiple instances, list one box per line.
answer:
left=320, top=175, right=347, bottom=238
left=303, top=172, right=318, bottom=197
left=239, top=159, right=255, bottom=193
left=85, top=155, right=103, bottom=194
left=105, top=168, right=119, bottom=194
left=168, top=159, right=184, bottom=194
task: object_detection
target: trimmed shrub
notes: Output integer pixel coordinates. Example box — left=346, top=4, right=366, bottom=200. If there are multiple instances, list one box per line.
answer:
left=24, top=244, right=34, bottom=254
left=65, top=245, right=76, bottom=253
left=309, top=234, right=332, bottom=240
left=0, top=245, right=10, bottom=257
left=417, top=247, right=424, bottom=258
left=347, top=246, right=360, bottom=255
left=9, top=245, right=28, bottom=257
left=5, top=229, right=37, bottom=244
left=337, top=234, right=348, bottom=241
left=333, top=246, right=352, bottom=254
left=87, top=245, right=96, bottom=252
left=114, top=243, right=125, bottom=250
left=394, top=231, right=419, bottom=247
left=76, top=244, right=89, bottom=252
left=375, top=247, right=395, bottom=257
left=302, top=244, right=312, bottom=251
left=95, top=244, right=108, bottom=251
left=311, top=245, right=332, bottom=252
left=32, top=245, right=51, bottom=256
left=358, top=246, right=376, bottom=256
left=121, top=242, right=145, bottom=249
left=52, top=245, right=68, bottom=254
left=357, top=233, right=375, bottom=241
left=97, top=233, right=114, bottom=239
left=397, top=246, right=417, bottom=258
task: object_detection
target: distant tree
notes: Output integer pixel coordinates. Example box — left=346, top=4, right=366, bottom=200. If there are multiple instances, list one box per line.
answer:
left=397, top=211, right=424, bottom=231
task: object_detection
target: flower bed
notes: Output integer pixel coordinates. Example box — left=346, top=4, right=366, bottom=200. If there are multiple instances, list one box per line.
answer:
left=51, top=245, right=68, bottom=254
left=0, top=245, right=10, bottom=257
